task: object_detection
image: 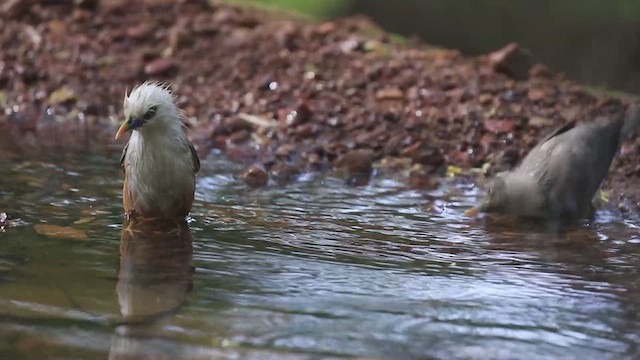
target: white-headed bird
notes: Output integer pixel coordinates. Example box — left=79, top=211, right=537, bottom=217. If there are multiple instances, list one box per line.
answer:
left=115, top=82, right=200, bottom=220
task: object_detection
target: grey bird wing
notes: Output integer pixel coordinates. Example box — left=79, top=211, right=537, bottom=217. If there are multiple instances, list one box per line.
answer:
left=517, top=120, right=577, bottom=185
left=188, top=140, right=200, bottom=173
left=521, top=115, right=624, bottom=216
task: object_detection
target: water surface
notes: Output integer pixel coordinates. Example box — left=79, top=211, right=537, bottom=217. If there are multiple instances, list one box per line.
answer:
left=0, top=151, right=639, bottom=359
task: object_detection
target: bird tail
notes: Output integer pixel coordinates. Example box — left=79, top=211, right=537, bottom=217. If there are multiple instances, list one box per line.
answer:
left=621, top=103, right=640, bottom=142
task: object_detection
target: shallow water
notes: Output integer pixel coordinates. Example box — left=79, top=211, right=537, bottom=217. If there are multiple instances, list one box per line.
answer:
left=1, top=150, right=639, bottom=359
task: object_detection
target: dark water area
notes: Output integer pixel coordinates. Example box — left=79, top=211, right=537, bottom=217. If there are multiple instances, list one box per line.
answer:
left=343, top=0, right=640, bottom=94
left=1, top=150, right=640, bottom=359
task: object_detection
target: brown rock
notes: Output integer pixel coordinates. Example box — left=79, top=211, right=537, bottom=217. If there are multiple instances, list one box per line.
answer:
left=282, top=102, right=312, bottom=128
left=275, top=143, right=296, bottom=158
left=484, top=119, right=514, bottom=134
left=487, top=42, right=532, bottom=80
left=144, top=58, right=177, bottom=76
left=240, top=165, right=268, bottom=187
left=528, top=116, right=555, bottom=128
left=376, top=87, right=404, bottom=100
left=126, top=24, right=149, bottom=40
left=409, top=167, right=439, bottom=189
left=333, top=149, right=373, bottom=175
left=315, top=22, right=336, bottom=35
left=529, top=63, right=553, bottom=79
left=527, top=88, right=546, bottom=102
left=0, top=0, right=33, bottom=19
left=400, top=142, right=444, bottom=167
left=269, top=163, right=300, bottom=184
left=229, top=129, right=250, bottom=143
left=48, top=20, right=68, bottom=38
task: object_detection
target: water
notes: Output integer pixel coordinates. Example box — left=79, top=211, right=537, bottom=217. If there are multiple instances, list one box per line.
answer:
left=1, top=150, right=639, bottom=359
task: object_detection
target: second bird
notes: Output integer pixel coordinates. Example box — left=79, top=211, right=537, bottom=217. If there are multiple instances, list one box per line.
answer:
left=468, top=105, right=640, bottom=220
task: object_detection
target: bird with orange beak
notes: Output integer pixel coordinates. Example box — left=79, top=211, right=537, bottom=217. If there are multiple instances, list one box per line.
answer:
left=115, top=82, right=200, bottom=220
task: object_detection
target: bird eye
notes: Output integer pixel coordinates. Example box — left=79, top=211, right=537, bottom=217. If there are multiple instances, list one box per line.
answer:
left=143, top=105, right=158, bottom=121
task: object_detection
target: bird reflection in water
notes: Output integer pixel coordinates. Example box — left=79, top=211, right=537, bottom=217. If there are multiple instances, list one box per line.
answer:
left=110, top=219, right=193, bottom=360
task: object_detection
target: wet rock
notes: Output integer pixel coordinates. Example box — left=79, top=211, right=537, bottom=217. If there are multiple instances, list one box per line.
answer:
left=34, top=224, right=87, bottom=241
left=144, top=58, right=177, bottom=76
left=333, top=149, right=373, bottom=175
left=400, top=142, right=444, bottom=168
left=269, top=162, right=300, bottom=184
left=409, top=166, right=439, bottom=189
left=487, top=42, right=532, bottom=80
left=240, top=165, right=268, bottom=187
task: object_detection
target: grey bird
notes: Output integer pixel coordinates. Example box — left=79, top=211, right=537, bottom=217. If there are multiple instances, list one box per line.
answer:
left=466, top=105, right=640, bottom=219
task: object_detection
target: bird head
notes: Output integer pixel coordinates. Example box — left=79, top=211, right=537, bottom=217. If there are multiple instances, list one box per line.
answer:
left=115, top=82, right=181, bottom=139
left=464, top=174, right=508, bottom=217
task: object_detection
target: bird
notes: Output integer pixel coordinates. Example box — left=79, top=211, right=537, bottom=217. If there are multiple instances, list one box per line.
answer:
left=115, top=82, right=200, bottom=220
left=466, top=105, right=640, bottom=220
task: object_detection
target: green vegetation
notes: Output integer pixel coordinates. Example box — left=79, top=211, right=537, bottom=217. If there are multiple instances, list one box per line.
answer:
left=217, top=0, right=349, bottom=19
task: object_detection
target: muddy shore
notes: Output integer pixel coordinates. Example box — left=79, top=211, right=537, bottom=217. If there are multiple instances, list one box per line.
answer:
left=1, top=0, right=639, bottom=209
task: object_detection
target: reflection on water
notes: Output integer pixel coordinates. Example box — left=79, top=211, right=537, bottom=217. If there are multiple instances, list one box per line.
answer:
left=0, top=151, right=639, bottom=359
left=111, top=219, right=193, bottom=359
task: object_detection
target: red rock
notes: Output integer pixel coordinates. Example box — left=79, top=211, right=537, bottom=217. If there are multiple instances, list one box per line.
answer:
left=126, top=24, right=149, bottom=40
left=527, top=88, right=546, bottom=102
left=484, top=119, right=514, bottom=134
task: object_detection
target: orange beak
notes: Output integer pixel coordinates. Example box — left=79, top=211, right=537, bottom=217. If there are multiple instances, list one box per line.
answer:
left=115, top=121, right=131, bottom=140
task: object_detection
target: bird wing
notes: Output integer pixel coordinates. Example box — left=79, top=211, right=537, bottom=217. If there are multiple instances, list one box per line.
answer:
left=539, top=120, right=577, bottom=144
left=120, top=141, right=129, bottom=171
left=188, top=140, right=200, bottom=173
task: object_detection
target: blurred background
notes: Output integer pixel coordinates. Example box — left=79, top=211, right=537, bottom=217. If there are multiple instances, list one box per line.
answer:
left=245, top=0, right=640, bottom=93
